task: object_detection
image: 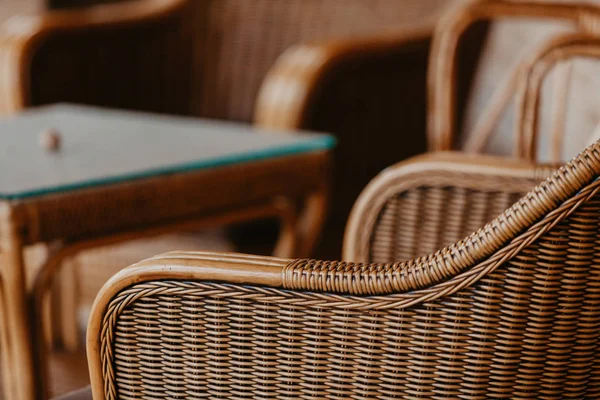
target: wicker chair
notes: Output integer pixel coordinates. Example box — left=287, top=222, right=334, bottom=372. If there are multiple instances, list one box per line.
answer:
left=52, top=136, right=598, bottom=400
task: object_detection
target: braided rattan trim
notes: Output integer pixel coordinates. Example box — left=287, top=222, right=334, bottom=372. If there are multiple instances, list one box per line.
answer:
left=100, top=283, right=176, bottom=400
left=283, top=145, right=600, bottom=295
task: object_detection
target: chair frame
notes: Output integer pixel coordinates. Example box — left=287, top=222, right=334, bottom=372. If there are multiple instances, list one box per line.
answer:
left=516, top=33, right=600, bottom=160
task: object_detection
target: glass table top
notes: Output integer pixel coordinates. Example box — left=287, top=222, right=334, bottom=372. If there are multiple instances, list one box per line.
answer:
left=0, top=104, right=335, bottom=200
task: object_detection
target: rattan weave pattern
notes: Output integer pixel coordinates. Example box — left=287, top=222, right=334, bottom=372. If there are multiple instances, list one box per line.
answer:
left=106, top=201, right=600, bottom=399
left=10, top=152, right=325, bottom=245
left=369, top=186, right=525, bottom=262
left=100, top=145, right=600, bottom=399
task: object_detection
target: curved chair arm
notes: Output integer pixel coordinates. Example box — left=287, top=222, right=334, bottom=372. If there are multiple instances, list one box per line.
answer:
left=89, top=141, right=597, bottom=297
left=87, top=252, right=290, bottom=399
left=254, top=27, right=432, bottom=129
left=86, top=145, right=600, bottom=302
left=0, top=0, right=186, bottom=114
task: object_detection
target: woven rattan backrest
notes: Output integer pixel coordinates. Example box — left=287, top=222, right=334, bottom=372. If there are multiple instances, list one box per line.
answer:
left=28, top=5, right=191, bottom=116
left=26, top=0, right=459, bottom=121
left=187, top=0, right=455, bottom=122
left=428, top=0, right=600, bottom=156
left=343, top=153, right=560, bottom=263
left=92, top=141, right=600, bottom=399
left=360, top=159, right=549, bottom=264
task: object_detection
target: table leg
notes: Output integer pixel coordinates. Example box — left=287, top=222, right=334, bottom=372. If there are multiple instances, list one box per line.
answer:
left=0, top=283, right=15, bottom=400
left=31, top=242, right=74, bottom=400
left=51, top=257, right=80, bottom=352
left=0, top=210, right=37, bottom=400
left=295, top=190, right=328, bottom=258
left=272, top=197, right=297, bottom=258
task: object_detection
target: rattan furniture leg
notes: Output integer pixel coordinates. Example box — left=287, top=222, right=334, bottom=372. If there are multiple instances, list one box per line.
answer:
left=0, top=205, right=37, bottom=400
left=53, top=257, right=80, bottom=353
left=292, top=191, right=328, bottom=259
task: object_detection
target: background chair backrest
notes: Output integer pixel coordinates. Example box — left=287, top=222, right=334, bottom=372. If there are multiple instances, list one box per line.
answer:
left=343, top=153, right=555, bottom=262
left=349, top=1, right=600, bottom=263
left=24, top=0, right=462, bottom=121
left=185, top=0, right=462, bottom=122
left=428, top=0, right=600, bottom=162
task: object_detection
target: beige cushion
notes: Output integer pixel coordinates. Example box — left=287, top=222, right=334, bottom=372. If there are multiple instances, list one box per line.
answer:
left=461, top=0, right=600, bottom=162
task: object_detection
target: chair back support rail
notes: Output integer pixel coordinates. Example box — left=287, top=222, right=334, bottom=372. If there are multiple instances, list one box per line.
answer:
left=89, top=139, right=600, bottom=399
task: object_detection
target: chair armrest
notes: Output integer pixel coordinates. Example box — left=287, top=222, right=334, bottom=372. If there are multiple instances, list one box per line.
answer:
left=0, top=0, right=186, bottom=114
left=87, top=251, right=290, bottom=398
left=255, top=29, right=433, bottom=258
left=255, top=27, right=432, bottom=129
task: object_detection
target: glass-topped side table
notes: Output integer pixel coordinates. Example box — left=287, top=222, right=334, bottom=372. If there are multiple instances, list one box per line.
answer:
left=0, top=104, right=334, bottom=400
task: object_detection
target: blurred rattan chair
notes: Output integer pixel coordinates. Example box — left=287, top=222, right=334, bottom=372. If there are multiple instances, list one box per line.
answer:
left=69, top=134, right=600, bottom=400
